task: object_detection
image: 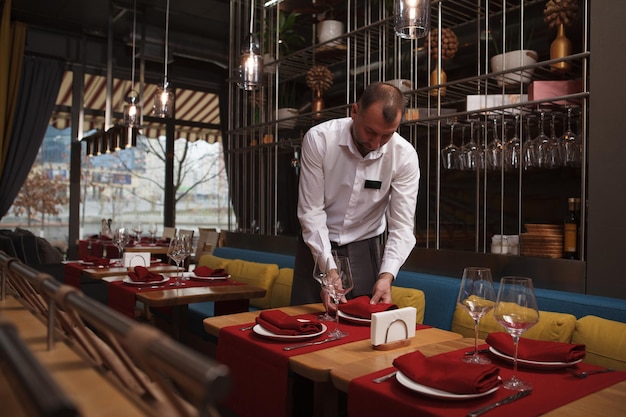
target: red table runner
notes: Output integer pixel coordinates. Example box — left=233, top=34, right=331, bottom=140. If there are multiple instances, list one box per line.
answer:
left=107, top=277, right=243, bottom=318
left=348, top=344, right=626, bottom=417
left=216, top=317, right=430, bottom=417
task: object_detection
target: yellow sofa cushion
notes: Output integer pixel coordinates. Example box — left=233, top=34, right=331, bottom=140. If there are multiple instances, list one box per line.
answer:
left=226, top=259, right=279, bottom=309
left=451, top=305, right=576, bottom=342
left=197, top=254, right=231, bottom=270
left=572, top=315, right=626, bottom=372
left=391, top=286, right=425, bottom=324
left=270, top=268, right=293, bottom=308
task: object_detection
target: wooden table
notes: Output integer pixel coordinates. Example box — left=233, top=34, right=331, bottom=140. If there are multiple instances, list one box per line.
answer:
left=203, top=304, right=463, bottom=417
left=330, top=337, right=626, bottom=417
left=0, top=297, right=147, bottom=417
left=106, top=274, right=267, bottom=340
left=125, top=245, right=169, bottom=256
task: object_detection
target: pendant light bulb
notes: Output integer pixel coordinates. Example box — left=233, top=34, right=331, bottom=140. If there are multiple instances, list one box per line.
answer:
left=124, top=91, right=141, bottom=127
left=238, top=33, right=263, bottom=90
left=394, top=0, right=431, bottom=39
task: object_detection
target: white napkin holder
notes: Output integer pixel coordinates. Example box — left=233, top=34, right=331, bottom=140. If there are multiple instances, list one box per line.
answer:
left=371, top=307, right=416, bottom=350
left=123, top=252, right=150, bottom=267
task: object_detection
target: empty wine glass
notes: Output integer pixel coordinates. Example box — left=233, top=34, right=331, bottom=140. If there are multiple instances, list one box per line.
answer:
left=494, top=276, right=540, bottom=391
left=132, top=223, right=144, bottom=241
left=148, top=222, right=158, bottom=245
left=485, top=118, right=503, bottom=171
left=313, top=255, right=335, bottom=322
left=561, top=106, right=581, bottom=167
left=548, top=113, right=563, bottom=168
left=533, top=110, right=555, bottom=169
left=503, top=115, right=521, bottom=171
left=461, top=120, right=481, bottom=170
left=112, top=226, right=129, bottom=265
left=168, top=234, right=190, bottom=287
left=457, top=267, right=496, bottom=364
left=441, top=122, right=460, bottom=170
left=522, top=117, right=536, bottom=170
left=325, top=255, right=354, bottom=338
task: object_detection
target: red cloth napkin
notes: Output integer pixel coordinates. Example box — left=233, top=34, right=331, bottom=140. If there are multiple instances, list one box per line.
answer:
left=486, top=332, right=586, bottom=362
left=255, top=310, right=324, bottom=336
left=194, top=266, right=229, bottom=277
left=84, top=255, right=110, bottom=266
left=338, top=295, right=398, bottom=319
left=392, top=350, right=501, bottom=394
left=127, top=266, right=164, bottom=282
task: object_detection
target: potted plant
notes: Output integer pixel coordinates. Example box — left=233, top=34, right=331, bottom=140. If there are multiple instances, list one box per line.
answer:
left=316, top=5, right=344, bottom=47
left=277, top=82, right=298, bottom=130
left=263, top=10, right=305, bottom=69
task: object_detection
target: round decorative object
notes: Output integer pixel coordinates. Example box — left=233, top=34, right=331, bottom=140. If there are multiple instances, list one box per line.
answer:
left=544, top=0, right=579, bottom=29
left=427, top=28, right=458, bottom=61
left=306, top=65, right=333, bottom=93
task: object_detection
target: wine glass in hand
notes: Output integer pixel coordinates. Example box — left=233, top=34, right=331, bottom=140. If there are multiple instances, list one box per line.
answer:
left=313, top=256, right=335, bottom=322
left=457, top=267, right=496, bottom=364
left=168, top=235, right=189, bottom=287
left=494, top=277, right=539, bottom=391
left=325, top=256, right=354, bottom=339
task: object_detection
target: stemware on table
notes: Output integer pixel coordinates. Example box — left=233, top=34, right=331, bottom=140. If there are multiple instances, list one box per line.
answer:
left=312, top=255, right=336, bottom=322
left=168, top=234, right=191, bottom=287
left=132, top=223, right=144, bottom=241
left=494, top=276, right=540, bottom=391
left=112, top=226, right=130, bottom=265
left=457, top=267, right=496, bottom=364
left=324, top=255, right=354, bottom=339
left=148, top=222, right=158, bottom=244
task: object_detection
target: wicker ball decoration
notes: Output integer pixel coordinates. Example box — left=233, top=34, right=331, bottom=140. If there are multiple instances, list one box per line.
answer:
left=427, top=28, right=458, bottom=61
left=544, top=0, right=579, bottom=29
left=306, top=65, right=333, bottom=94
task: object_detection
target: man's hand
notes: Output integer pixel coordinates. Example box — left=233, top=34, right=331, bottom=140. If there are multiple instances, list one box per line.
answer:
left=370, top=273, right=393, bottom=304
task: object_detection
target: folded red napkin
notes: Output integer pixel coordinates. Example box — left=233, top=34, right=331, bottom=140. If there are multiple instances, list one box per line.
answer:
left=194, top=266, right=229, bottom=277
left=255, top=310, right=324, bottom=336
left=337, top=295, right=398, bottom=319
left=393, top=350, right=501, bottom=394
left=127, top=266, right=165, bottom=282
left=84, top=255, right=110, bottom=266
left=486, top=332, right=586, bottom=363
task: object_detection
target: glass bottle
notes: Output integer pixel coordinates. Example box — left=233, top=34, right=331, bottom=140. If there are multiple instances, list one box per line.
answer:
left=563, top=197, right=579, bottom=259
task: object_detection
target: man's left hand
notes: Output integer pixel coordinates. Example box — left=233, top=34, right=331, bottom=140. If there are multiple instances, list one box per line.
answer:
left=370, top=273, right=394, bottom=304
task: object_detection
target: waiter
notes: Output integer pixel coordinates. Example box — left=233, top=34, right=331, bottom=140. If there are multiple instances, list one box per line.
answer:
left=291, top=82, right=420, bottom=310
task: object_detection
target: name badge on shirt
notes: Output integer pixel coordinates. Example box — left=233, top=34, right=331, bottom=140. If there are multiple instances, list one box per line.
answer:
left=364, top=180, right=382, bottom=190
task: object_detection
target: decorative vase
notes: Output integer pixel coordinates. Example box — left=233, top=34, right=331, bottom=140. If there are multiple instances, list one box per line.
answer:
left=311, top=89, right=324, bottom=119
left=317, top=20, right=344, bottom=47
left=490, top=50, right=538, bottom=87
left=277, top=108, right=298, bottom=130
left=430, top=65, right=447, bottom=97
left=550, top=24, right=572, bottom=73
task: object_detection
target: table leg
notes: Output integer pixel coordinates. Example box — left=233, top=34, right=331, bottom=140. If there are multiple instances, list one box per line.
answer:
left=214, top=299, right=250, bottom=316
left=313, top=380, right=338, bottom=417
left=172, top=305, right=189, bottom=341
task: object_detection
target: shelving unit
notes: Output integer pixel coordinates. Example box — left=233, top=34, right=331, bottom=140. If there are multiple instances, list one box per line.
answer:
left=226, top=0, right=588, bottom=266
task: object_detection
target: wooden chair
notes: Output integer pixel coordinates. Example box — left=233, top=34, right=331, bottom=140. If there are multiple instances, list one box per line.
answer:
left=0, top=317, right=79, bottom=417
left=162, top=227, right=176, bottom=240
left=195, top=228, right=219, bottom=263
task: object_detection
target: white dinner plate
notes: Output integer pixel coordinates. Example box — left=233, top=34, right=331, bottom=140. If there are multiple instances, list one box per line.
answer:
left=395, top=371, right=499, bottom=400
left=183, top=271, right=230, bottom=281
left=337, top=310, right=371, bottom=325
left=252, top=323, right=327, bottom=341
left=488, top=346, right=582, bottom=369
left=122, top=276, right=169, bottom=286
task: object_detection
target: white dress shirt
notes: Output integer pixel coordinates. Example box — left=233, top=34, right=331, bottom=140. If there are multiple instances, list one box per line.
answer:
left=298, top=117, right=420, bottom=278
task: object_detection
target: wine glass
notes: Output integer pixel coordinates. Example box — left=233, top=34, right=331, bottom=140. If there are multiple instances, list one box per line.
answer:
left=313, top=255, right=335, bottom=322
left=494, top=277, right=540, bottom=391
left=457, top=267, right=496, bottom=364
left=112, top=226, right=129, bottom=265
left=461, top=120, right=481, bottom=170
left=485, top=118, right=503, bottom=171
left=324, top=255, right=354, bottom=338
left=533, top=110, right=554, bottom=169
left=132, top=223, right=144, bottom=242
left=522, top=117, right=536, bottom=170
left=168, top=234, right=190, bottom=287
left=148, top=222, right=158, bottom=245
left=503, top=115, right=521, bottom=171
left=561, top=106, right=580, bottom=167
left=441, top=122, right=460, bottom=170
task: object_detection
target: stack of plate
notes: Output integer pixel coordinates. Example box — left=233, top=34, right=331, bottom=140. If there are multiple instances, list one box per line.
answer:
left=521, top=224, right=564, bottom=258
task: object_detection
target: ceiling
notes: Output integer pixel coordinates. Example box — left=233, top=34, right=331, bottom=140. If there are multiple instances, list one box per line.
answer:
left=11, top=0, right=232, bottom=90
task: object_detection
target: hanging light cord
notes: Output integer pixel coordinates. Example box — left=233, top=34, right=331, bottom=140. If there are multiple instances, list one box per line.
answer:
left=164, top=0, right=170, bottom=83
left=249, top=0, right=254, bottom=37
left=131, top=0, right=137, bottom=90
